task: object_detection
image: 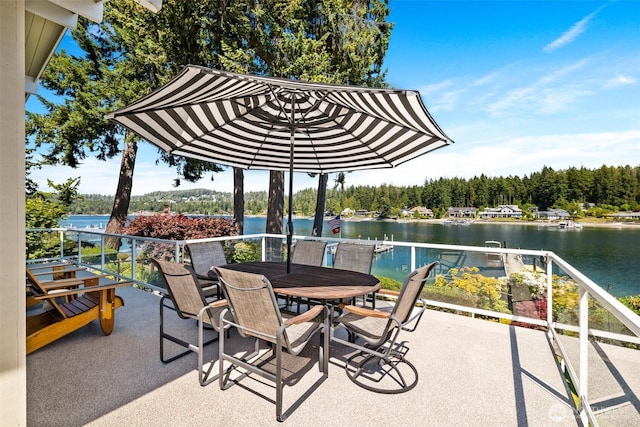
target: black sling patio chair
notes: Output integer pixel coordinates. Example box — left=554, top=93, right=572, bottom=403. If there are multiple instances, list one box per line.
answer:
left=330, top=261, right=438, bottom=394
left=153, top=258, right=230, bottom=386
left=214, top=266, right=329, bottom=422
left=185, top=240, right=228, bottom=299
left=291, top=240, right=327, bottom=266
left=333, top=242, right=376, bottom=307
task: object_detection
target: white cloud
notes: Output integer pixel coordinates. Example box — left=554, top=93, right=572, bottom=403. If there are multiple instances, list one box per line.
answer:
left=602, top=74, right=636, bottom=89
left=544, top=7, right=601, bottom=52
left=484, top=60, right=590, bottom=117
left=31, top=130, right=639, bottom=196
left=418, top=79, right=453, bottom=95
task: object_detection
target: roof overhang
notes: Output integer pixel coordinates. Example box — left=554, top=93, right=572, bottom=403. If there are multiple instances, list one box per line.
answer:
left=24, top=0, right=161, bottom=99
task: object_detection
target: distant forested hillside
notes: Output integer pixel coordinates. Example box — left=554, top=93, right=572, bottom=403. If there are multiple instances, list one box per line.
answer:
left=69, top=164, right=640, bottom=218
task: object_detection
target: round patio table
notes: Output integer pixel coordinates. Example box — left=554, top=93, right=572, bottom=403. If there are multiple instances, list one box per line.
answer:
left=209, top=261, right=380, bottom=301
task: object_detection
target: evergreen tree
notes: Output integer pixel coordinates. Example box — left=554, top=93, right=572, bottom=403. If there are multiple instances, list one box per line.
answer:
left=26, top=0, right=230, bottom=249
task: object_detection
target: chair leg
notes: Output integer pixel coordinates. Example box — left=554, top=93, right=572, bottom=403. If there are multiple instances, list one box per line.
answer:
left=275, top=339, right=284, bottom=422
left=160, top=297, right=192, bottom=363
left=160, top=296, right=218, bottom=365
left=197, top=313, right=220, bottom=386
left=344, top=351, right=419, bottom=394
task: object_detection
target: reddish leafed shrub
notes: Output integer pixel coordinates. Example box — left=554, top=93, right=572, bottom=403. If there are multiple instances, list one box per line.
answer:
left=124, top=215, right=237, bottom=240
left=512, top=297, right=548, bottom=330
left=124, top=215, right=238, bottom=260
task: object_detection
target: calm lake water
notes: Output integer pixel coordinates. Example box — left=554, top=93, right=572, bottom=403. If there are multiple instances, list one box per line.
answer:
left=63, top=215, right=640, bottom=298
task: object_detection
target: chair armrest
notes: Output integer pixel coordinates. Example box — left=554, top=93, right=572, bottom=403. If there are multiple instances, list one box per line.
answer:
left=377, top=289, right=399, bottom=297
left=340, top=304, right=390, bottom=319
left=39, top=274, right=112, bottom=288
left=284, top=305, right=324, bottom=325
left=30, top=267, right=87, bottom=276
left=32, top=280, right=132, bottom=300
left=207, top=299, right=227, bottom=309
left=39, top=277, right=89, bottom=290
left=27, top=263, right=77, bottom=271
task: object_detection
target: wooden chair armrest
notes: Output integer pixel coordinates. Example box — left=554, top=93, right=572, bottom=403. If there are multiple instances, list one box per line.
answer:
left=30, top=267, right=87, bottom=276
left=284, top=304, right=324, bottom=325
left=33, top=281, right=132, bottom=300
left=39, top=277, right=86, bottom=290
left=39, top=274, right=112, bottom=290
left=340, top=304, right=390, bottom=319
left=27, top=263, right=77, bottom=271
left=207, top=299, right=227, bottom=309
left=377, top=289, right=400, bottom=297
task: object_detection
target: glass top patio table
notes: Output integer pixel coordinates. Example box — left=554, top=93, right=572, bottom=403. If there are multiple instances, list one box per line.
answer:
left=210, top=261, right=380, bottom=301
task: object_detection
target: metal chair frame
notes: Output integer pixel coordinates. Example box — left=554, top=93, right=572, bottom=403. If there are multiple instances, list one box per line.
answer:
left=214, top=267, right=329, bottom=422
left=330, top=262, right=438, bottom=394
left=153, top=258, right=229, bottom=386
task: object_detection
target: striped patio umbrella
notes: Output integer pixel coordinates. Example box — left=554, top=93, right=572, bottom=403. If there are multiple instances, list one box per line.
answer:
left=107, top=65, right=454, bottom=271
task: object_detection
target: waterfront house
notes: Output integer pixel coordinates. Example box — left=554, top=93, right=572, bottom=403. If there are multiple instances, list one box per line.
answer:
left=479, top=205, right=523, bottom=219
left=354, top=209, right=371, bottom=217
left=537, top=209, right=570, bottom=221
left=605, top=211, right=640, bottom=221
left=447, top=207, right=477, bottom=218
left=340, top=208, right=354, bottom=217
left=408, top=206, right=434, bottom=218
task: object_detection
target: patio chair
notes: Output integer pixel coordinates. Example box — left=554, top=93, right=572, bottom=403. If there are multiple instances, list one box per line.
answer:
left=291, top=240, right=327, bottom=266
left=287, top=240, right=327, bottom=311
left=330, top=261, right=438, bottom=394
left=333, top=242, right=375, bottom=273
left=26, top=262, right=87, bottom=307
left=333, top=242, right=376, bottom=307
left=152, top=258, right=230, bottom=386
left=25, top=267, right=129, bottom=355
left=185, top=240, right=227, bottom=298
left=214, top=267, right=329, bottom=422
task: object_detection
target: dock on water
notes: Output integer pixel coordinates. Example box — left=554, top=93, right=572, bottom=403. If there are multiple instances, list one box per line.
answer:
left=503, top=253, right=544, bottom=276
left=374, top=243, right=393, bottom=253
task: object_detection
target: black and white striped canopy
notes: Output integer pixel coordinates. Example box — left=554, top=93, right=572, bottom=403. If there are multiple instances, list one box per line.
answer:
left=107, top=65, right=453, bottom=173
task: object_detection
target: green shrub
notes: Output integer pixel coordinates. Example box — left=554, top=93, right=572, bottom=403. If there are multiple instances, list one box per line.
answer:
left=422, top=285, right=477, bottom=307
left=377, top=276, right=402, bottom=292
left=231, top=241, right=261, bottom=263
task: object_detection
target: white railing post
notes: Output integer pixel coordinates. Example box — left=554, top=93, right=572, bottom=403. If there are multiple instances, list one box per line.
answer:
left=76, top=232, right=82, bottom=262
left=131, top=239, right=137, bottom=282
left=546, top=256, right=554, bottom=337
left=578, top=286, right=589, bottom=426
left=410, top=245, right=416, bottom=272
left=59, top=229, right=64, bottom=259
left=174, top=241, right=181, bottom=262
left=100, top=235, right=106, bottom=268
left=261, top=237, right=267, bottom=261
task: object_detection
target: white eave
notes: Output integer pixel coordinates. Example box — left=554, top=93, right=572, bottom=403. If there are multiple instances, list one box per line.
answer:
left=24, top=0, right=161, bottom=98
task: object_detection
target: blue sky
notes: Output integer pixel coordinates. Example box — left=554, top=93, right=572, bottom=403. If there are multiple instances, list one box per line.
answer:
left=28, top=0, right=640, bottom=196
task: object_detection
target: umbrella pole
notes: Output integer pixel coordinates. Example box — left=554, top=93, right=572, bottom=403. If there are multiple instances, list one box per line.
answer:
left=286, top=123, right=294, bottom=274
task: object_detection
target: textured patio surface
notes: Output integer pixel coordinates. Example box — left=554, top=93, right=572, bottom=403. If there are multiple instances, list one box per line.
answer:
left=27, top=286, right=639, bottom=426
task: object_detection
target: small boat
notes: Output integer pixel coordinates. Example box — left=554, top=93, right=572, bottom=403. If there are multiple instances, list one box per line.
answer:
left=485, top=240, right=502, bottom=266
left=558, top=220, right=583, bottom=230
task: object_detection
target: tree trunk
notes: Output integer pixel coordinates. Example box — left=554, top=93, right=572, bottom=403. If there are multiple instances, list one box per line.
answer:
left=266, top=170, right=284, bottom=261
left=233, top=167, right=244, bottom=235
left=312, top=173, right=329, bottom=236
left=104, top=137, right=137, bottom=250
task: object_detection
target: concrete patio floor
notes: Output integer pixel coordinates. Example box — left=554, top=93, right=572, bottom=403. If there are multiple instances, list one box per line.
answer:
left=27, top=286, right=639, bottom=426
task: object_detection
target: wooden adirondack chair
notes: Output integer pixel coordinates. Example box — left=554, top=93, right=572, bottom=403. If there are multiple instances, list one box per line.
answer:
left=26, top=267, right=130, bottom=355
left=26, top=263, right=88, bottom=307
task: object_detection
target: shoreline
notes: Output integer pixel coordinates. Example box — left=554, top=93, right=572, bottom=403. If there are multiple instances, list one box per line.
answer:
left=333, top=217, right=640, bottom=229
